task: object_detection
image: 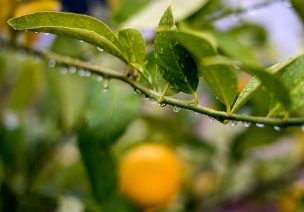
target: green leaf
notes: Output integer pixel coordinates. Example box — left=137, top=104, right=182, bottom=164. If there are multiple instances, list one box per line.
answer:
left=118, top=28, right=146, bottom=65
left=85, top=81, right=140, bottom=147
left=78, top=129, right=116, bottom=204
left=291, top=0, right=304, bottom=24
left=9, top=59, right=42, bottom=111
left=232, top=55, right=301, bottom=113
left=8, top=12, right=128, bottom=62
left=144, top=51, right=178, bottom=95
left=47, top=70, right=89, bottom=131
left=269, top=55, right=304, bottom=115
left=111, top=0, right=152, bottom=24
left=161, top=29, right=237, bottom=109
left=204, top=56, right=291, bottom=112
left=122, top=0, right=209, bottom=29
left=154, top=7, right=199, bottom=94
left=212, top=31, right=260, bottom=67
left=202, top=64, right=238, bottom=109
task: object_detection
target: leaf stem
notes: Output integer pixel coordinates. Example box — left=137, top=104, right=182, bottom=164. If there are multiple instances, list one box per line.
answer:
left=2, top=44, right=304, bottom=128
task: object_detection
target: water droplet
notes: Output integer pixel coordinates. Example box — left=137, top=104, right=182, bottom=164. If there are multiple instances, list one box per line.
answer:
left=85, top=71, right=92, bottom=77
left=34, top=32, right=38, bottom=34
left=103, top=78, right=109, bottom=92
left=209, top=117, right=215, bottom=122
left=247, top=9, right=256, bottom=16
left=231, top=14, right=240, bottom=22
left=97, top=47, right=104, bottom=52
left=80, top=40, right=84, bottom=43
left=60, top=67, right=68, bottom=75
left=33, top=55, right=41, bottom=63
left=149, top=98, right=157, bottom=104
left=172, top=106, right=180, bottom=112
left=283, top=0, right=292, bottom=8
left=256, top=123, right=265, bottom=128
left=69, top=66, right=77, bottom=74
left=44, top=33, right=50, bottom=35
left=48, top=59, right=56, bottom=68
left=3, top=111, right=19, bottom=130
left=273, top=126, right=281, bottom=131
left=97, top=76, right=103, bottom=81
left=159, top=103, right=166, bottom=107
left=134, top=89, right=141, bottom=94
left=79, top=69, right=86, bottom=76
left=231, top=120, right=238, bottom=126
left=243, top=122, right=251, bottom=128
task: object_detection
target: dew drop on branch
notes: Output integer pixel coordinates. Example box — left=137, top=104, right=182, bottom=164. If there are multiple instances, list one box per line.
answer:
left=48, top=59, right=56, bottom=68
left=172, top=106, right=181, bottom=112
left=159, top=103, right=166, bottom=107
left=256, top=123, right=265, bottom=128
left=231, top=120, right=238, bottom=126
left=243, top=122, right=251, bottom=128
left=60, top=67, right=68, bottom=75
left=69, top=66, right=77, bottom=74
left=97, top=47, right=104, bottom=52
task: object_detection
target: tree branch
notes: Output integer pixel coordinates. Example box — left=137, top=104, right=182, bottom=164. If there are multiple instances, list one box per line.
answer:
left=1, top=44, right=304, bottom=128
left=207, top=0, right=285, bottom=22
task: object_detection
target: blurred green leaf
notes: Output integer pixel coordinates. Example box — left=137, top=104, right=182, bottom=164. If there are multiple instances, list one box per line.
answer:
left=78, top=128, right=116, bottom=204
left=118, top=28, right=146, bottom=65
left=269, top=55, right=304, bottom=115
left=228, top=23, right=268, bottom=46
left=47, top=71, right=89, bottom=131
left=229, top=127, right=282, bottom=162
left=8, top=12, right=128, bottom=62
left=111, top=0, right=152, bottom=24
left=122, top=0, right=209, bottom=29
left=212, top=31, right=260, bottom=67
left=204, top=56, right=291, bottom=112
left=291, top=0, right=304, bottom=24
left=154, top=7, right=199, bottom=94
left=9, top=59, right=42, bottom=111
left=85, top=81, right=140, bottom=147
left=231, top=55, right=301, bottom=113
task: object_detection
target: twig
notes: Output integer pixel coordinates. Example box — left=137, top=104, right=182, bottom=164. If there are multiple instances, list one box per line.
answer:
left=207, top=0, right=285, bottom=22
left=1, top=44, right=304, bottom=128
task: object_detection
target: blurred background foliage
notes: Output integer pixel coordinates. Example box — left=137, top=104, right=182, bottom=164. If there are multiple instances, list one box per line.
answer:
left=0, top=0, right=304, bottom=211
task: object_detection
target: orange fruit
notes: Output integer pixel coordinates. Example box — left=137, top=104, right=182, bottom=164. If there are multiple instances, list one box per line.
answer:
left=119, top=144, right=181, bottom=208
